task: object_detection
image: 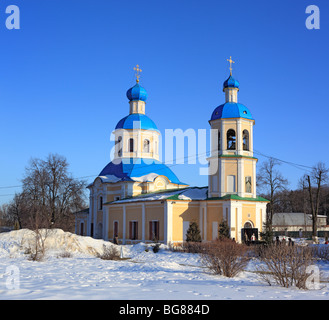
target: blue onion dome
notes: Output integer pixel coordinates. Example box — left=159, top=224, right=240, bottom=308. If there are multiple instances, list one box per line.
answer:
left=223, top=75, right=240, bottom=90
left=126, top=83, right=148, bottom=101
left=211, top=103, right=253, bottom=121
left=115, top=114, right=159, bottom=132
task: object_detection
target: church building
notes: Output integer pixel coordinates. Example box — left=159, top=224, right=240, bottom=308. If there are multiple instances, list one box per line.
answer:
left=75, top=60, right=268, bottom=244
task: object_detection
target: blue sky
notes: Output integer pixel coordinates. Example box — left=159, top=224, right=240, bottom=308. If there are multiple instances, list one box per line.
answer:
left=0, top=0, right=328, bottom=204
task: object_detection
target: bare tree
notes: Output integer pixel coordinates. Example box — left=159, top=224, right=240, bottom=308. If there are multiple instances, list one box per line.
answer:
left=303, top=162, right=329, bottom=239
left=6, top=193, right=28, bottom=229
left=257, top=158, right=289, bottom=226
left=7, top=153, right=87, bottom=232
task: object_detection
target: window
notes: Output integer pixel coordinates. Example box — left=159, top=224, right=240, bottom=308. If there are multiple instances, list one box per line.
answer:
left=113, top=221, right=119, bottom=237
left=149, top=220, right=160, bottom=241
left=227, top=129, right=236, bottom=150
left=128, top=138, right=134, bottom=152
left=80, top=222, right=84, bottom=236
left=114, top=196, right=120, bottom=201
left=116, top=136, right=122, bottom=157
left=227, top=175, right=236, bottom=193
left=218, top=130, right=221, bottom=151
left=99, top=196, right=103, bottom=210
left=244, top=222, right=253, bottom=229
left=245, top=176, right=252, bottom=193
left=143, top=139, right=150, bottom=153
left=129, top=221, right=138, bottom=240
left=243, top=130, right=249, bottom=151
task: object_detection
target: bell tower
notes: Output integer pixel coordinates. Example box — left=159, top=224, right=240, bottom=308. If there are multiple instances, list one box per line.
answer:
left=112, top=65, right=161, bottom=162
left=208, top=58, right=257, bottom=199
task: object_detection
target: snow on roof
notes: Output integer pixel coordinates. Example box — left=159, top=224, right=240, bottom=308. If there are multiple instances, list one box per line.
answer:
left=177, top=187, right=208, bottom=200
left=130, top=173, right=159, bottom=182
left=109, top=187, right=208, bottom=204
left=99, top=175, right=123, bottom=183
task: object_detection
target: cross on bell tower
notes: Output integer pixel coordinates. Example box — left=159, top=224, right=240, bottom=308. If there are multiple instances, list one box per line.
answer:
left=227, top=56, right=235, bottom=76
left=134, top=64, right=142, bottom=83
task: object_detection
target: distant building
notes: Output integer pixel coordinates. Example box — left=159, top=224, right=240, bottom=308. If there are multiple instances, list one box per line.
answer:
left=272, top=212, right=329, bottom=237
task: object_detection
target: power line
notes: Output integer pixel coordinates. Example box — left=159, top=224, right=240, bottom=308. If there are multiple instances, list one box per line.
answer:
left=253, top=149, right=314, bottom=172
left=0, top=185, right=22, bottom=190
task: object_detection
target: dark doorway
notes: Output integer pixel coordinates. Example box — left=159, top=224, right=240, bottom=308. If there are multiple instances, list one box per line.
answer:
left=241, top=228, right=258, bottom=244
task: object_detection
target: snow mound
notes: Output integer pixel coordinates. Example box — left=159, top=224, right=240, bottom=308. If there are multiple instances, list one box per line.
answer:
left=0, top=229, right=117, bottom=258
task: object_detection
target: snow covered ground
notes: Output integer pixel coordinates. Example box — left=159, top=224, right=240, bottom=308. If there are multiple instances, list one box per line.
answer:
left=0, top=229, right=328, bottom=300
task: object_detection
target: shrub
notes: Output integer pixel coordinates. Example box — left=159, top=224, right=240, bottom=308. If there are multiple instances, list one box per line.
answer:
left=256, top=244, right=315, bottom=289
left=97, top=245, right=120, bottom=260
left=57, top=251, right=72, bottom=258
left=181, top=241, right=204, bottom=253
left=218, top=220, right=230, bottom=240
left=185, top=222, right=202, bottom=242
left=201, top=239, right=251, bottom=277
left=311, top=245, right=329, bottom=261
left=153, top=243, right=160, bottom=253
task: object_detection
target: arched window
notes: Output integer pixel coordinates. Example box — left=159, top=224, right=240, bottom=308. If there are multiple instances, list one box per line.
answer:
left=243, top=130, right=249, bottom=151
left=227, top=129, right=236, bottom=150
left=128, top=138, right=134, bottom=152
left=116, top=136, right=122, bottom=157
left=244, top=222, right=253, bottom=229
left=143, top=139, right=150, bottom=153
left=218, top=130, right=221, bottom=151
left=99, top=196, right=103, bottom=210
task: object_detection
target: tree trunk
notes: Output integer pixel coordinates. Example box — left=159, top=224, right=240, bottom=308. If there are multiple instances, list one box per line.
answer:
left=307, top=175, right=317, bottom=237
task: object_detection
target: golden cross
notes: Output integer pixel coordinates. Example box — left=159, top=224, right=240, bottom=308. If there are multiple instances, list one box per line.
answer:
left=227, top=56, right=235, bottom=75
left=134, top=64, right=142, bottom=83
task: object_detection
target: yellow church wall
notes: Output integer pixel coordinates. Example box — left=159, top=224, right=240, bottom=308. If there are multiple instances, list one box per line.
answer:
left=224, top=160, right=238, bottom=192
left=108, top=207, right=123, bottom=239
left=76, top=214, right=88, bottom=236
left=242, top=203, right=256, bottom=228
left=241, top=121, right=253, bottom=135
left=171, top=202, right=200, bottom=242
left=145, top=203, right=164, bottom=241
left=106, top=194, right=120, bottom=202
left=132, top=183, right=143, bottom=195
left=126, top=205, right=142, bottom=241
left=223, top=120, right=237, bottom=132
left=206, top=203, right=224, bottom=241
left=106, top=186, right=122, bottom=192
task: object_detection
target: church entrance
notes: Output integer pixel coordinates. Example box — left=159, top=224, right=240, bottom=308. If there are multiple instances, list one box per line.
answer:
left=241, top=222, right=258, bottom=244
